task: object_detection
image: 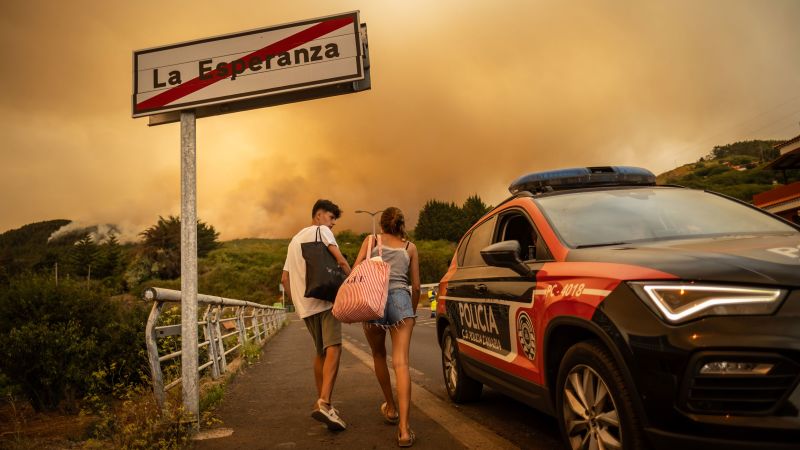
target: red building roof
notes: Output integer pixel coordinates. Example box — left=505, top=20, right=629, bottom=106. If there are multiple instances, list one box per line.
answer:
left=753, top=181, right=800, bottom=208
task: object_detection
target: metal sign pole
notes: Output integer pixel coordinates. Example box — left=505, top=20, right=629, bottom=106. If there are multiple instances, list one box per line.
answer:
left=133, top=12, right=370, bottom=434
left=180, top=110, right=199, bottom=426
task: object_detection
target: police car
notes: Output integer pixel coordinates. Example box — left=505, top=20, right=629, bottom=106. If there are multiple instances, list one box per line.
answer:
left=435, top=167, right=800, bottom=450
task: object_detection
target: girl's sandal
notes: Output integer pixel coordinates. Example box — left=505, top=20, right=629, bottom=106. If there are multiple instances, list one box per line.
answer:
left=381, top=402, right=400, bottom=425
left=398, top=429, right=416, bottom=447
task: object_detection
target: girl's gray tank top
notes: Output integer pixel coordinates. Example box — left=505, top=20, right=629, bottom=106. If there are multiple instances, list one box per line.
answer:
left=370, top=237, right=411, bottom=291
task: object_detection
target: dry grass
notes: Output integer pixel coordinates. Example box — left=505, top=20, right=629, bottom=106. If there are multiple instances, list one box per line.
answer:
left=0, top=394, right=94, bottom=449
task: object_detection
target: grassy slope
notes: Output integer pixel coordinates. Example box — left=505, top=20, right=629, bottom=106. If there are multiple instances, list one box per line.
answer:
left=657, top=158, right=799, bottom=202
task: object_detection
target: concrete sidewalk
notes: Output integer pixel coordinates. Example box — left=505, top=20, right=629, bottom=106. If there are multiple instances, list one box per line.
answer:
left=192, top=314, right=466, bottom=450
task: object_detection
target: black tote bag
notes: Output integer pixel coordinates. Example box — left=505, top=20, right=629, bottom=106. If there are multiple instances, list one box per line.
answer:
left=301, top=227, right=346, bottom=301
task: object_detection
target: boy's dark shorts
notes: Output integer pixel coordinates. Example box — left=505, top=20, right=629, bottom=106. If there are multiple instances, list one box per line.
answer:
left=303, top=309, right=342, bottom=356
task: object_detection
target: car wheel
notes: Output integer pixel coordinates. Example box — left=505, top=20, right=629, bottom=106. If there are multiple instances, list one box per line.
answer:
left=556, top=340, right=646, bottom=450
left=441, top=325, right=483, bottom=402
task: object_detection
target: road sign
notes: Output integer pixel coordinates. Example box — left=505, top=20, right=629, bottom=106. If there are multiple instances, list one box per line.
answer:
left=133, top=11, right=366, bottom=119
left=132, top=11, right=371, bottom=428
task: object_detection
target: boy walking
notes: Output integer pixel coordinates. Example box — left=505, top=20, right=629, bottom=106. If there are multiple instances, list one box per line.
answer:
left=281, top=199, right=352, bottom=430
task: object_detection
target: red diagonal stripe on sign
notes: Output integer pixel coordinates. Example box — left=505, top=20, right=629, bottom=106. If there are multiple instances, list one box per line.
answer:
left=136, top=16, right=354, bottom=113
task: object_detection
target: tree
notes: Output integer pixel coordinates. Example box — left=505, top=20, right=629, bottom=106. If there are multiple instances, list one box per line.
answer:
left=70, top=234, right=98, bottom=278
left=139, top=216, right=221, bottom=279
left=415, top=195, right=492, bottom=242
left=415, top=200, right=466, bottom=242
left=709, top=140, right=782, bottom=161
left=94, top=233, right=122, bottom=279
left=461, top=194, right=492, bottom=228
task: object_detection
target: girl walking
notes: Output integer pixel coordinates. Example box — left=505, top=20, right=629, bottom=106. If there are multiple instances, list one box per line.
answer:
left=353, top=207, right=421, bottom=447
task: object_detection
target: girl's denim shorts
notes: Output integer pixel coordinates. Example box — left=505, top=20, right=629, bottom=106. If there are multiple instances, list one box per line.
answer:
left=367, top=288, right=416, bottom=327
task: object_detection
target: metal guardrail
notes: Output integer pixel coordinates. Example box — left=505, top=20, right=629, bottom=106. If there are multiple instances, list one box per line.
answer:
left=144, top=287, right=286, bottom=408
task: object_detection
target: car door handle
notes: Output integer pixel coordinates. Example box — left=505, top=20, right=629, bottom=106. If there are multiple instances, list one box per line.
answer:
left=476, top=284, right=488, bottom=294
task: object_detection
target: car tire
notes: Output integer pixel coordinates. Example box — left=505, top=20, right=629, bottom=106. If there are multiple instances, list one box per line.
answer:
left=441, top=325, right=483, bottom=402
left=555, top=340, right=646, bottom=450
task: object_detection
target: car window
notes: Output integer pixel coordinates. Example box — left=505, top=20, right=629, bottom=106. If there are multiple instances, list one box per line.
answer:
left=462, top=217, right=497, bottom=267
left=456, top=232, right=471, bottom=266
left=535, top=188, right=798, bottom=248
left=497, top=212, right=537, bottom=260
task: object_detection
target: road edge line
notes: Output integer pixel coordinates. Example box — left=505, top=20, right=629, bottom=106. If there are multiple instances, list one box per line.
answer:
left=342, top=339, right=518, bottom=450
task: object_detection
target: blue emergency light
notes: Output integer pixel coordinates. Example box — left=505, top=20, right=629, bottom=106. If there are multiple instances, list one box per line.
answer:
left=509, top=166, right=656, bottom=194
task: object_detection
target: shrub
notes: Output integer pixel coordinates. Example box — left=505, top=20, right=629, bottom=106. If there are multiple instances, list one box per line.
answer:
left=3, top=320, right=96, bottom=411
left=415, top=240, right=456, bottom=284
left=0, top=275, right=148, bottom=411
left=241, top=341, right=261, bottom=366
left=200, top=383, right=225, bottom=412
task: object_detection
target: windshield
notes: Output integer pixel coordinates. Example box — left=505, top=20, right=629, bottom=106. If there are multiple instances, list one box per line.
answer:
left=535, top=188, right=797, bottom=248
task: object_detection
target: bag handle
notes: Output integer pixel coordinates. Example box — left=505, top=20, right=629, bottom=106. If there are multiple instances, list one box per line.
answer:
left=315, top=226, right=322, bottom=242
left=367, top=233, right=383, bottom=260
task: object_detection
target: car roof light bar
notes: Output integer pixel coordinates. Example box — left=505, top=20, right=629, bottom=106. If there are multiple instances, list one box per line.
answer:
left=508, top=166, right=656, bottom=194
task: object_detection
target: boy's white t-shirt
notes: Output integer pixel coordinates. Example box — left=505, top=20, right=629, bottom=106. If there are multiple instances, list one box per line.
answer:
left=283, top=225, right=338, bottom=319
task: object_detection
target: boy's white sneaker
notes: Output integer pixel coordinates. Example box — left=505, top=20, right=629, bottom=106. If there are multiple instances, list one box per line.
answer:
left=311, top=399, right=346, bottom=431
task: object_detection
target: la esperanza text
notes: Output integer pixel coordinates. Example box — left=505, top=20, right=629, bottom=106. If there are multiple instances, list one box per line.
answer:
left=151, top=43, right=342, bottom=88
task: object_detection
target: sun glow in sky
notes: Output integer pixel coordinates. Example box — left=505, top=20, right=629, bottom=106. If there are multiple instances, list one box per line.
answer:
left=1, top=0, right=799, bottom=239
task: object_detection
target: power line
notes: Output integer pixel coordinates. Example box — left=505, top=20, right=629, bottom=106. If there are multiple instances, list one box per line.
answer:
left=744, top=109, right=800, bottom=139
left=672, top=94, right=800, bottom=161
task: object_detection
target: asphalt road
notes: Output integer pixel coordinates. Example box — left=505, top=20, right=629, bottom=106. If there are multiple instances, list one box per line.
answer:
left=341, top=313, right=566, bottom=450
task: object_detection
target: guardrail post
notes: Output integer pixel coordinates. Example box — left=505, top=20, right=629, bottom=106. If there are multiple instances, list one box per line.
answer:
left=236, top=306, right=248, bottom=347
left=214, top=306, right=228, bottom=374
left=252, top=307, right=262, bottom=344
left=145, top=301, right=166, bottom=409
left=260, top=308, right=269, bottom=338
left=262, top=310, right=269, bottom=336
left=202, top=305, right=220, bottom=379
left=262, top=308, right=268, bottom=340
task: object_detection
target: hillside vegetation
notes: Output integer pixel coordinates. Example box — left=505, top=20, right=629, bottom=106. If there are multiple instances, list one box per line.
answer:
left=657, top=140, right=800, bottom=201
left=157, top=236, right=455, bottom=303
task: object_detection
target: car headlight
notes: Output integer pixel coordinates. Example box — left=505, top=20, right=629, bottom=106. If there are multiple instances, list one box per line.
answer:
left=629, top=282, right=786, bottom=324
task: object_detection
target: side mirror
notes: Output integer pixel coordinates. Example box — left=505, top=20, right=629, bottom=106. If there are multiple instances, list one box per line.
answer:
left=480, top=240, right=533, bottom=277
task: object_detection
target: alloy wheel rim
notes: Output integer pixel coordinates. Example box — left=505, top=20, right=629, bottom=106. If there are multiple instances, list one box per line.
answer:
left=443, top=334, right=458, bottom=393
left=562, top=364, right=622, bottom=450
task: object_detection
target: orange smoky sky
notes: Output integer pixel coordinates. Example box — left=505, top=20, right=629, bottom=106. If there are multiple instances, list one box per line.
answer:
left=1, top=0, right=799, bottom=240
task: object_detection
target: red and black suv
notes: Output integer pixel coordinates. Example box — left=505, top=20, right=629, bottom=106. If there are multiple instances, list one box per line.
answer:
left=435, top=166, right=800, bottom=450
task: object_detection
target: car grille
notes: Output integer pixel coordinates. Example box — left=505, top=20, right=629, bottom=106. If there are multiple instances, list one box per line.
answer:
left=683, top=353, right=800, bottom=415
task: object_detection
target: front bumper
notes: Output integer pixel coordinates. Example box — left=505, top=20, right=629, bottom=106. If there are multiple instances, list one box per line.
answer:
left=645, top=427, right=800, bottom=450
left=595, top=286, right=800, bottom=448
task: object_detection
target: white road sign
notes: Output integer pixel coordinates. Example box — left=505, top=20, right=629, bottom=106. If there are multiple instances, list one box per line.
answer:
left=133, top=11, right=364, bottom=117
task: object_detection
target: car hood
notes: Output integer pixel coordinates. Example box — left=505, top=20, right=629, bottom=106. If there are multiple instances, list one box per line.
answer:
left=567, top=233, right=800, bottom=287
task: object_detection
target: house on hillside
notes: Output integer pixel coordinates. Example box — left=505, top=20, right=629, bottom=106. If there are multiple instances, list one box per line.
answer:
left=755, top=135, right=800, bottom=224
left=721, top=161, right=750, bottom=171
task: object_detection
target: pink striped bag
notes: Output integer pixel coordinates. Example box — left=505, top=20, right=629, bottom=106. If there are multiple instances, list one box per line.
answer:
left=333, top=235, right=390, bottom=323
